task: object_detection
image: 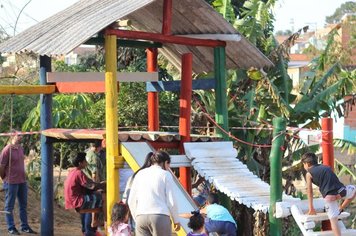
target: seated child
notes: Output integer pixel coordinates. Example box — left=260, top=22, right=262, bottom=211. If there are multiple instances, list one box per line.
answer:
left=109, top=202, right=131, bottom=236
left=301, top=152, right=356, bottom=236
left=187, top=210, right=208, bottom=236
left=64, top=152, right=105, bottom=236
left=200, top=193, right=237, bottom=236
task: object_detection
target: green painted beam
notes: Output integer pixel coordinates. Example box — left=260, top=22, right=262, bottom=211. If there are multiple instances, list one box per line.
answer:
left=84, top=37, right=162, bottom=48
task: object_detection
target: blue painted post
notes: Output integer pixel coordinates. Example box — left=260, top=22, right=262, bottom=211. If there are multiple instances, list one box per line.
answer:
left=40, top=55, right=53, bottom=236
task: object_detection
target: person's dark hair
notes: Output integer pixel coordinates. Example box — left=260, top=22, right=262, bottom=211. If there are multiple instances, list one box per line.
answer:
left=150, top=150, right=171, bottom=165
left=207, top=192, right=219, bottom=204
left=133, top=152, right=153, bottom=178
left=89, top=142, right=101, bottom=148
left=72, top=152, right=86, bottom=167
left=188, top=210, right=205, bottom=231
left=111, top=202, right=129, bottom=224
left=301, top=152, right=318, bottom=165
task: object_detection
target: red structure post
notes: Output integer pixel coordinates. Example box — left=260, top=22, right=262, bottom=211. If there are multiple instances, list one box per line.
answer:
left=147, top=48, right=159, bottom=131
left=321, top=117, right=334, bottom=231
left=321, top=117, right=334, bottom=170
left=162, top=0, right=172, bottom=35
left=179, top=53, right=193, bottom=194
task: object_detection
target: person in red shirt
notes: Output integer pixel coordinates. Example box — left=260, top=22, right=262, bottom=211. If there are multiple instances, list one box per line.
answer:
left=64, top=152, right=105, bottom=236
left=0, top=131, right=37, bottom=235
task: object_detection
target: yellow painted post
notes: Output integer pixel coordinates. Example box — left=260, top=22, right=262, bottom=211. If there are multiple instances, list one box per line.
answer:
left=104, top=34, right=122, bottom=227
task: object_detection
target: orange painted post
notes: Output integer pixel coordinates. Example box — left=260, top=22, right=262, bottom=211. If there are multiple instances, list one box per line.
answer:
left=179, top=53, right=193, bottom=194
left=147, top=48, right=159, bottom=131
left=321, top=117, right=334, bottom=231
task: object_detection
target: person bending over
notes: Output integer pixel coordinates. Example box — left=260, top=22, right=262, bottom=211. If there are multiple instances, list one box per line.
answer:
left=301, top=152, right=356, bottom=236
left=200, top=193, right=237, bottom=236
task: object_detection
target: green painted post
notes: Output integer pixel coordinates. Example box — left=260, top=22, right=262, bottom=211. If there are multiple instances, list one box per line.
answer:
left=214, top=46, right=231, bottom=209
left=269, top=117, right=286, bottom=236
left=214, top=46, right=228, bottom=140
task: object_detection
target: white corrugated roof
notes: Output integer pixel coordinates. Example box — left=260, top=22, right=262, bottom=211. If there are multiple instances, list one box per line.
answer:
left=184, top=142, right=299, bottom=213
left=0, top=0, right=273, bottom=73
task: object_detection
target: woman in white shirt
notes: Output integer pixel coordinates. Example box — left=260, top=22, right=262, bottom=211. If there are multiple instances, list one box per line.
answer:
left=128, top=151, right=181, bottom=236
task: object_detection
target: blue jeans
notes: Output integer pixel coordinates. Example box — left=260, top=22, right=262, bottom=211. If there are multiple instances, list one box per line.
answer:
left=80, top=213, right=96, bottom=236
left=4, top=182, right=30, bottom=231
left=205, top=218, right=237, bottom=236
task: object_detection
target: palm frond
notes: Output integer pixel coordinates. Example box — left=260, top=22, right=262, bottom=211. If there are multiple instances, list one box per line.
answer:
left=334, top=138, right=356, bottom=155
left=335, top=159, right=356, bottom=181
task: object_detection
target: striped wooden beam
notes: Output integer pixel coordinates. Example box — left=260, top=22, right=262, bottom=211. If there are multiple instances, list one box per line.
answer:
left=146, top=78, right=215, bottom=92
left=105, top=29, right=226, bottom=48
left=0, top=85, right=55, bottom=95
left=47, top=72, right=158, bottom=83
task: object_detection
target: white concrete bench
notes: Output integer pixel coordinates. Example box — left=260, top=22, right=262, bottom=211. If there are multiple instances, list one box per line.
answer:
left=291, top=204, right=356, bottom=236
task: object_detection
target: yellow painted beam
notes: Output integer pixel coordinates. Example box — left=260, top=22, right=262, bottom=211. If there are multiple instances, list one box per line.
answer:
left=0, top=85, right=55, bottom=94
left=105, top=34, right=121, bottom=228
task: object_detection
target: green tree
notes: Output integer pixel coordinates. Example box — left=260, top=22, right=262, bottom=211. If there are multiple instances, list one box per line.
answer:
left=325, top=1, right=356, bottom=24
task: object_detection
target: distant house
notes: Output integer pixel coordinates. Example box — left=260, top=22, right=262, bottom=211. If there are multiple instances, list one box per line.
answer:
left=335, top=95, right=356, bottom=143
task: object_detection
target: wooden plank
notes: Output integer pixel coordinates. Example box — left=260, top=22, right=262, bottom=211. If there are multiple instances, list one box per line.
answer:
left=84, top=38, right=163, bottom=48
left=146, top=79, right=215, bottom=92
left=178, top=34, right=242, bottom=42
left=105, top=29, right=226, bottom=47
left=55, top=81, right=108, bottom=93
left=0, top=85, right=55, bottom=95
left=41, top=128, right=105, bottom=140
left=300, top=212, right=350, bottom=223
left=47, top=72, right=158, bottom=83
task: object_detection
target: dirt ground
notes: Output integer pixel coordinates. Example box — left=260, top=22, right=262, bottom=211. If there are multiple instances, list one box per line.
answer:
left=0, top=165, right=83, bottom=235
left=0, top=187, right=82, bottom=236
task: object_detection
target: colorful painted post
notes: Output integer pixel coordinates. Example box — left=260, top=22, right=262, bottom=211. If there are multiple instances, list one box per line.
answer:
left=213, top=47, right=228, bottom=140
left=214, top=46, right=231, bottom=209
left=321, top=117, right=334, bottom=231
left=321, top=118, right=334, bottom=170
left=162, top=0, right=172, bottom=35
left=40, top=55, right=54, bottom=236
left=179, top=53, right=193, bottom=194
left=269, top=117, right=286, bottom=236
left=104, top=34, right=121, bottom=227
left=147, top=48, right=159, bottom=131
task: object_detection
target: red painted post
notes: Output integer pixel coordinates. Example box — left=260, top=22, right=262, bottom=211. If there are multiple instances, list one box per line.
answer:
left=179, top=53, right=193, bottom=194
left=147, top=48, right=159, bottom=131
left=162, top=0, right=172, bottom=35
left=321, top=118, right=334, bottom=170
left=321, top=117, right=334, bottom=231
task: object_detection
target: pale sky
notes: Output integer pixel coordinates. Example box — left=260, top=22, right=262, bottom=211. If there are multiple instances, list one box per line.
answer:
left=0, top=0, right=351, bottom=36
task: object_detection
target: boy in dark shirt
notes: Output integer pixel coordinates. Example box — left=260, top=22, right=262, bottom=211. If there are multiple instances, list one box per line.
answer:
left=301, top=152, right=356, bottom=236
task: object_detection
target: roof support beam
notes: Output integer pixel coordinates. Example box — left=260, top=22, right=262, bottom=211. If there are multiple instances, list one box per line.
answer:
left=162, top=0, right=172, bottom=35
left=105, top=29, right=226, bottom=48
left=84, top=38, right=162, bottom=48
